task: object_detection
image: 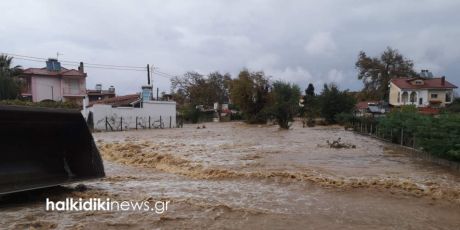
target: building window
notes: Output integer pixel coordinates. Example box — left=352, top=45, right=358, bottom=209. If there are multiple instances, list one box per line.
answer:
left=446, top=92, right=452, bottom=102
left=419, top=98, right=423, bottom=105
left=401, top=92, right=408, bottom=104
left=431, top=94, right=438, bottom=99
left=410, top=92, right=417, bottom=103
left=397, top=92, right=400, bottom=103
left=415, top=80, right=423, bottom=85
left=65, top=79, right=80, bottom=94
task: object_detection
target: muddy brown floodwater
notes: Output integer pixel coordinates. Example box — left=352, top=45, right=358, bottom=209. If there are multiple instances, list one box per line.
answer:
left=2, top=122, right=460, bottom=229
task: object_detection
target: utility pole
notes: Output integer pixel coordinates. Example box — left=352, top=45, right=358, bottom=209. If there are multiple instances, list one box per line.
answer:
left=147, top=64, right=150, bottom=85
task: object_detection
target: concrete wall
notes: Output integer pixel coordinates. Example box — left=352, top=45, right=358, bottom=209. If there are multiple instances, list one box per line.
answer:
left=83, top=101, right=177, bottom=131
left=33, top=76, right=62, bottom=102
left=427, top=90, right=454, bottom=107
left=31, top=76, right=86, bottom=103
left=389, top=82, right=400, bottom=106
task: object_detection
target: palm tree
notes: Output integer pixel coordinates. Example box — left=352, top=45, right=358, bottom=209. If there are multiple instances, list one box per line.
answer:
left=0, top=55, right=22, bottom=100
left=0, top=54, right=22, bottom=77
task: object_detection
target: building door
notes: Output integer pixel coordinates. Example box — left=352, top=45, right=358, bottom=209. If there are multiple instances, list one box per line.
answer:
left=419, top=98, right=423, bottom=106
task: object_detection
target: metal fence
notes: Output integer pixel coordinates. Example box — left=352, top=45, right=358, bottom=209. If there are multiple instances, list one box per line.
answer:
left=351, top=119, right=460, bottom=171
left=102, top=115, right=181, bottom=131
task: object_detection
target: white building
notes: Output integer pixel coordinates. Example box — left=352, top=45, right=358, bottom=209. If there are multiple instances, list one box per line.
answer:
left=389, top=76, right=457, bottom=108
left=82, top=86, right=176, bottom=131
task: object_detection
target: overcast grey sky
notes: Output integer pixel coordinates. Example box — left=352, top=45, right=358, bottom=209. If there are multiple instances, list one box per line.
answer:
left=1, top=0, right=459, bottom=95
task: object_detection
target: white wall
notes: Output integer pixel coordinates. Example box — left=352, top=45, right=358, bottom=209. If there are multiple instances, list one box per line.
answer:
left=82, top=101, right=177, bottom=131
left=34, top=76, right=62, bottom=102
left=418, top=90, right=429, bottom=107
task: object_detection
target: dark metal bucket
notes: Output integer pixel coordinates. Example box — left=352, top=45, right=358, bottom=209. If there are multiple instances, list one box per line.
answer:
left=0, top=105, right=105, bottom=195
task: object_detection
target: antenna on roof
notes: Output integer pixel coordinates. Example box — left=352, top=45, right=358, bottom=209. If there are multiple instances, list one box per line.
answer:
left=56, top=52, right=63, bottom=60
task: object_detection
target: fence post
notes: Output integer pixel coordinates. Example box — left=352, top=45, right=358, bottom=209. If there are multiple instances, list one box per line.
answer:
left=169, top=116, right=172, bottom=128
left=400, top=128, right=404, bottom=146
left=105, top=116, right=108, bottom=131
left=136, top=117, right=138, bottom=130
left=149, top=116, right=151, bottom=129
left=160, top=116, right=162, bottom=128
left=370, top=124, right=373, bottom=135
left=120, top=117, right=123, bottom=131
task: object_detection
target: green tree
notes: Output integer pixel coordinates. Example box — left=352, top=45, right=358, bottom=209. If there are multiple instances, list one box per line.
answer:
left=0, top=55, right=22, bottom=100
left=229, top=69, right=270, bottom=124
left=207, top=72, right=232, bottom=120
left=0, top=54, right=22, bottom=76
left=356, top=47, right=417, bottom=101
left=318, top=84, right=356, bottom=123
left=171, top=71, right=231, bottom=107
left=171, top=71, right=212, bottom=106
left=446, top=98, right=460, bottom=113
left=268, top=81, right=301, bottom=129
left=207, top=72, right=231, bottom=104
left=302, top=83, right=316, bottom=127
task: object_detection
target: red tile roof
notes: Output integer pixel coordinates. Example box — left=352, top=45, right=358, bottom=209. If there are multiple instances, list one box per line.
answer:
left=89, top=94, right=140, bottom=107
left=390, top=77, right=457, bottom=89
left=418, top=107, right=440, bottom=115
left=356, top=101, right=378, bottom=110
left=22, top=67, right=86, bottom=77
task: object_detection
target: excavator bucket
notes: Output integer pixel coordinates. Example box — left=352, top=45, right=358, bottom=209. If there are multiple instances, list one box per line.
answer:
left=0, top=105, right=105, bottom=195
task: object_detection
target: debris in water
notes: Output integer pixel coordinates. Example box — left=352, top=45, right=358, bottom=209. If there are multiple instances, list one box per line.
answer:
left=326, top=138, right=356, bottom=149
left=75, top=184, right=88, bottom=192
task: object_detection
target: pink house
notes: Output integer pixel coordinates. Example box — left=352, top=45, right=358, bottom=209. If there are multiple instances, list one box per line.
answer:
left=19, top=59, right=87, bottom=104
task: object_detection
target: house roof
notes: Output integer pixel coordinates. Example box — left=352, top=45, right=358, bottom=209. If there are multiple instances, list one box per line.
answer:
left=418, top=107, right=440, bottom=115
left=356, top=101, right=378, bottom=110
left=87, top=89, right=116, bottom=96
left=368, top=106, right=383, bottom=113
left=390, top=77, right=457, bottom=90
left=88, top=94, right=140, bottom=107
left=22, top=67, right=86, bottom=77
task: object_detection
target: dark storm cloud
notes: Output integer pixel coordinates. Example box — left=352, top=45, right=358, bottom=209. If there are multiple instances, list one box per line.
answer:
left=1, top=0, right=459, bottom=94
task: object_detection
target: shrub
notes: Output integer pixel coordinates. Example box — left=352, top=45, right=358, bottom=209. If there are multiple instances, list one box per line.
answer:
left=0, top=99, right=80, bottom=109
left=377, top=108, right=460, bottom=161
left=335, top=112, right=354, bottom=125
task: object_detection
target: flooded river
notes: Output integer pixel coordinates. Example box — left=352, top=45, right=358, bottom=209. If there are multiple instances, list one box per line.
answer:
left=1, top=122, right=460, bottom=229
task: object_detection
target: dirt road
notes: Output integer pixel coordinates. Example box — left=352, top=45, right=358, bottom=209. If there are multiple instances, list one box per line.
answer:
left=2, top=122, right=460, bottom=229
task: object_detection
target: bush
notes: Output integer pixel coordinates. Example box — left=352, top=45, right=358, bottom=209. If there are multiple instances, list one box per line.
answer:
left=318, top=84, right=356, bottom=123
left=445, top=98, right=460, bottom=113
left=179, top=105, right=201, bottom=124
left=377, top=107, right=460, bottom=161
left=0, top=99, right=80, bottom=109
left=0, top=74, right=20, bottom=100
left=335, top=112, right=354, bottom=125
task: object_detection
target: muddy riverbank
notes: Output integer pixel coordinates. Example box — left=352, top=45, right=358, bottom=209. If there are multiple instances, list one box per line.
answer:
left=1, top=122, right=460, bottom=229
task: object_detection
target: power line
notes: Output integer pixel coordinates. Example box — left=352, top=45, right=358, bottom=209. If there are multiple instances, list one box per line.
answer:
left=153, top=70, right=178, bottom=78
left=153, top=71, right=175, bottom=79
left=1, top=52, right=146, bottom=69
left=2, top=51, right=183, bottom=79
left=12, top=57, right=147, bottom=71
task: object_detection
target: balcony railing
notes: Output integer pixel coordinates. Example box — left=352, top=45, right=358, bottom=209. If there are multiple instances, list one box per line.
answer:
left=20, top=87, right=32, bottom=95
left=63, top=87, right=86, bottom=96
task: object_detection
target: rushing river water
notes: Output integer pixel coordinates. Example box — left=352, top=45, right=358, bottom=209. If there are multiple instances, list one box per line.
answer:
left=1, top=122, right=460, bottom=229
